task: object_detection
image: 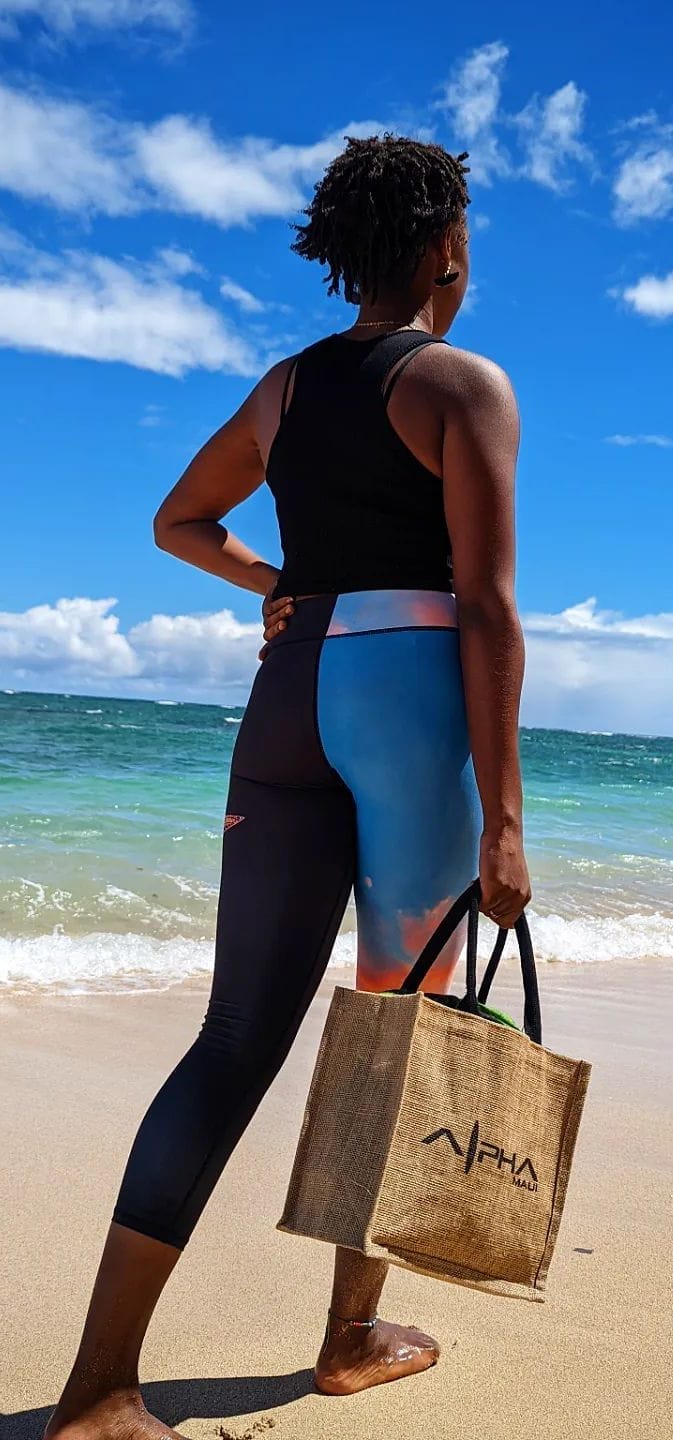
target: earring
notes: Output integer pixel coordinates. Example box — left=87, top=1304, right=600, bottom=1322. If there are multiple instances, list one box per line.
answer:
left=434, top=266, right=460, bottom=287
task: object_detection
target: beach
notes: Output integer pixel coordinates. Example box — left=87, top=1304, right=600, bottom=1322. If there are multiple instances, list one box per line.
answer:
left=3, top=957, right=673, bottom=1440
left=2, top=692, right=673, bottom=1436
left=3, top=1, right=673, bottom=1432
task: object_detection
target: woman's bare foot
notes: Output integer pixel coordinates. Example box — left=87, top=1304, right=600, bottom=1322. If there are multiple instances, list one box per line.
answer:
left=314, top=1315, right=440, bottom=1395
left=44, top=1387, right=185, bottom=1440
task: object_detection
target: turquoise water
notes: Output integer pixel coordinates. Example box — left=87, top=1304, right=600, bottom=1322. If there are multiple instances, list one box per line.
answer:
left=1, top=690, right=672, bottom=989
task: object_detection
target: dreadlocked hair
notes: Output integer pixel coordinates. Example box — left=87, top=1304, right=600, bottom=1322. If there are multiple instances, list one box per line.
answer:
left=290, top=133, right=471, bottom=304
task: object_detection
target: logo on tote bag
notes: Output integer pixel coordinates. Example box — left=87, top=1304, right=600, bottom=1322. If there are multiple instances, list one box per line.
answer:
left=422, top=1119, right=539, bottom=1192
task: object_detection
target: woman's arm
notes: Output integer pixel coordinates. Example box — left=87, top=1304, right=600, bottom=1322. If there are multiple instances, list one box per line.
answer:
left=153, top=388, right=277, bottom=595
left=441, top=350, right=531, bottom=928
left=153, top=375, right=296, bottom=649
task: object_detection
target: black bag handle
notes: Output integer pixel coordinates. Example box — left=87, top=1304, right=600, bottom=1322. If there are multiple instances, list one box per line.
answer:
left=397, top=879, right=542, bottom=1046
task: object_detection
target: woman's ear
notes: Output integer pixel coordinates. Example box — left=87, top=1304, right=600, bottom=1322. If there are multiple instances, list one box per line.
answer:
left=439, top=225, right=455, bottom=272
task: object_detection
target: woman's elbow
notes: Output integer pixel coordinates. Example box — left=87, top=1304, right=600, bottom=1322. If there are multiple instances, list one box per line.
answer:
left=153, top=506, right=172, bottom=551
left=455, top=589, right=521, bottom=632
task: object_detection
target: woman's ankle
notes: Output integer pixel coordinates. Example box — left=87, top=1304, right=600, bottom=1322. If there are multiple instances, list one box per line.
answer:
left=47, top=1380, right=143, bottom=1433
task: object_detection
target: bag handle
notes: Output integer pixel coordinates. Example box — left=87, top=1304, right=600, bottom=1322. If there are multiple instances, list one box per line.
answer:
left=397, top=880, right=542, bottom=1046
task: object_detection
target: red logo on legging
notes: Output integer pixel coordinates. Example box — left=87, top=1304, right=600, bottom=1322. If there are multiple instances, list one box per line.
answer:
left=224, top=814, right=245, bottom=831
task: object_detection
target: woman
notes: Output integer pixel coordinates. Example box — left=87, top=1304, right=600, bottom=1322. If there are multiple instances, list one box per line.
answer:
left=46, top=134, right=530, bottom=1435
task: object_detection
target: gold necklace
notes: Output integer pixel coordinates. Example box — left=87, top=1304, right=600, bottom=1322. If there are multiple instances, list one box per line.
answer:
left=350, top=305, right=426, bottom=331
left=350, top=320, right=423, bottom=330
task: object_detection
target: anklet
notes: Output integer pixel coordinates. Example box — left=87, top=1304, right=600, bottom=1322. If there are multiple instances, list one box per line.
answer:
left=328, top=1308, right=378, bottom=1329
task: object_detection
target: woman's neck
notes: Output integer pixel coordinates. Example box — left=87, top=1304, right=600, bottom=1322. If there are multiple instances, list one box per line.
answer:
left=351, top=295, right=434, bottom=333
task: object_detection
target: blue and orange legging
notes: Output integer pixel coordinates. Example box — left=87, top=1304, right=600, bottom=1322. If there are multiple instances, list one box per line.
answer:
left=113, top=590, right=482, bottom=1248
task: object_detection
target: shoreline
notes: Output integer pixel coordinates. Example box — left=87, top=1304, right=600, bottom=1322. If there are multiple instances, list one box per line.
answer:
left=3, top=963, right=673, bottom=1439
left=3, top=924, right=673, bottom=997
left=3, top=947, right=673, bottom=1000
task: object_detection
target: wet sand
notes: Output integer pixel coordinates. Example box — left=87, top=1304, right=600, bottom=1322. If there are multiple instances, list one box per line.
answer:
left=2, top=959, right=673, bottom=1440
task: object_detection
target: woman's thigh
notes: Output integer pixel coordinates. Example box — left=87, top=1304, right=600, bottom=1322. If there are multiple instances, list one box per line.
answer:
left=317, top=626, right=482, bottom=992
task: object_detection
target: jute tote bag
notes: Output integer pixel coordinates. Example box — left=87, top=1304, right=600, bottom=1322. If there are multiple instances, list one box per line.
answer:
left=278, top=882, right=591, bottom=1301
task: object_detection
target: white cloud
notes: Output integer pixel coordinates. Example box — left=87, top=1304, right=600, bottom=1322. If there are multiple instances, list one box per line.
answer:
left=1, top=596, right=672, bottom=732
left=0, top=598, right=261, bottom=700
left=437, top=41, right=511, bottom=184
left=155, top=246, right=205, bottom=277
left=139, top=403, right=164, bottom=427
left=616, top=111, right=660, bottom=133
left=0, top=0, right=192, bottom=39
left=615, top=270, right=673, bottom=320
left=220, top=276, right=265, bottom=313
left=0, top=82, right=137, bottom=215
left=612, top=112, right=673, bottom=224
left=135, top=115, right=304, bottom=225
left=614, top=145, right=673, bottom=223
left=437, top=44, right=592, bottom=195
left=524, top=597, right=673, bottom=641
left=0, top=234, right=257, bottom=375
left=129, top=609, right=260, bottom=688
left=521, top=598, right=673, bottom=735
left=0, top=598, right=138, bottom=677
left=460, top=280, right=479, bottom=314
left=515, top=82, right=593, bottom=192
left=0, top=81, right=384, bottom=228
left=0, top=60, right=593, bottom=235
left=605, top=433, right=673, bottom=448
left=135, top=115, right=382, bottom=227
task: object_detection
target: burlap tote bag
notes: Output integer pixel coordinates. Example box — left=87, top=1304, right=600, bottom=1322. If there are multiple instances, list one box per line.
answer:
left=278, top=882, right=591, bottom=1301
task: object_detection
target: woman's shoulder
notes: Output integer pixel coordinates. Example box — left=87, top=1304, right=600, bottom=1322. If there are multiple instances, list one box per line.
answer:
left=423, top=340, right=512, bottom=386
left=411, top=342, right=516, bottom=416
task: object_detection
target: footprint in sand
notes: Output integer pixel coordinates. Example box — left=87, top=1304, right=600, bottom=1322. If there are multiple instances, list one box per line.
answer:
left=216, top=1417, right=276, bottom=1440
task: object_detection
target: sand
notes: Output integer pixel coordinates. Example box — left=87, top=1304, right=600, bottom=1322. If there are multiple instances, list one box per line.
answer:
left=2, top=958, right=673, bottom=1440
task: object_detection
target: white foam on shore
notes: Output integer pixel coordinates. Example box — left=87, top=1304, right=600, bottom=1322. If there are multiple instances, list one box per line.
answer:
left=0, top=932, right=215, bottom=994
left=527, top=909, right=673, bottom=964
left=1, top=909, right=673, bottom=994
left=329, top=932, right=357, bottom=968
left=332, top=910, right=673, bottom=970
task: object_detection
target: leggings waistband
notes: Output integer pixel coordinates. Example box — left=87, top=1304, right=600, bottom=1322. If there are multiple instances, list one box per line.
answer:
left=271, top=589, right=458, bottom=647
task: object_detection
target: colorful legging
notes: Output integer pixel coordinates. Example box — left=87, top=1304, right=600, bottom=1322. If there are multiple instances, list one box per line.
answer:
left=113, top=591, right=482, bottom=1248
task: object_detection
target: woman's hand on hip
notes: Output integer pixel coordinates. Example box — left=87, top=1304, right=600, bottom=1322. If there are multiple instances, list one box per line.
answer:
left=479, top=824, right=531, bottom=928
left=258, top=590, right=295, bottom=660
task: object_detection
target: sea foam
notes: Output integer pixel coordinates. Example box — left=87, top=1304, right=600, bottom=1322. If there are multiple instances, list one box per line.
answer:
left=1, top=909, right=672, bottom=994
left=0, top=931, right=215, bottom=994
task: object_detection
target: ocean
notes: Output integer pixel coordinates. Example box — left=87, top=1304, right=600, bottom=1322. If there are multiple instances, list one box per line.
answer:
left=1, top=689, right=672, bottom=992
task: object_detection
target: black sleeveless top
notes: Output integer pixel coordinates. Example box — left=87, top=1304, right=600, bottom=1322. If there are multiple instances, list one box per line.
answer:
left=266, top=329, right=452, bottom=598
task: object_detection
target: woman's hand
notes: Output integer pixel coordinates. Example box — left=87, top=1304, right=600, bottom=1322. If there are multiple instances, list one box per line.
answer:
left=479, top=824, right=531, bottom=929
left=258, top=591, right=295, bottom=660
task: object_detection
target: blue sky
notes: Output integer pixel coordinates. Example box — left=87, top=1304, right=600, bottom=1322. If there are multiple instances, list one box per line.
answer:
left=0, top=0, right=672, bottom=731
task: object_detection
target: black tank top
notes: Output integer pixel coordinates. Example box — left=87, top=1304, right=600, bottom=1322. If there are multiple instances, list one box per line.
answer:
left=266, top=329, right=452, bottom=598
